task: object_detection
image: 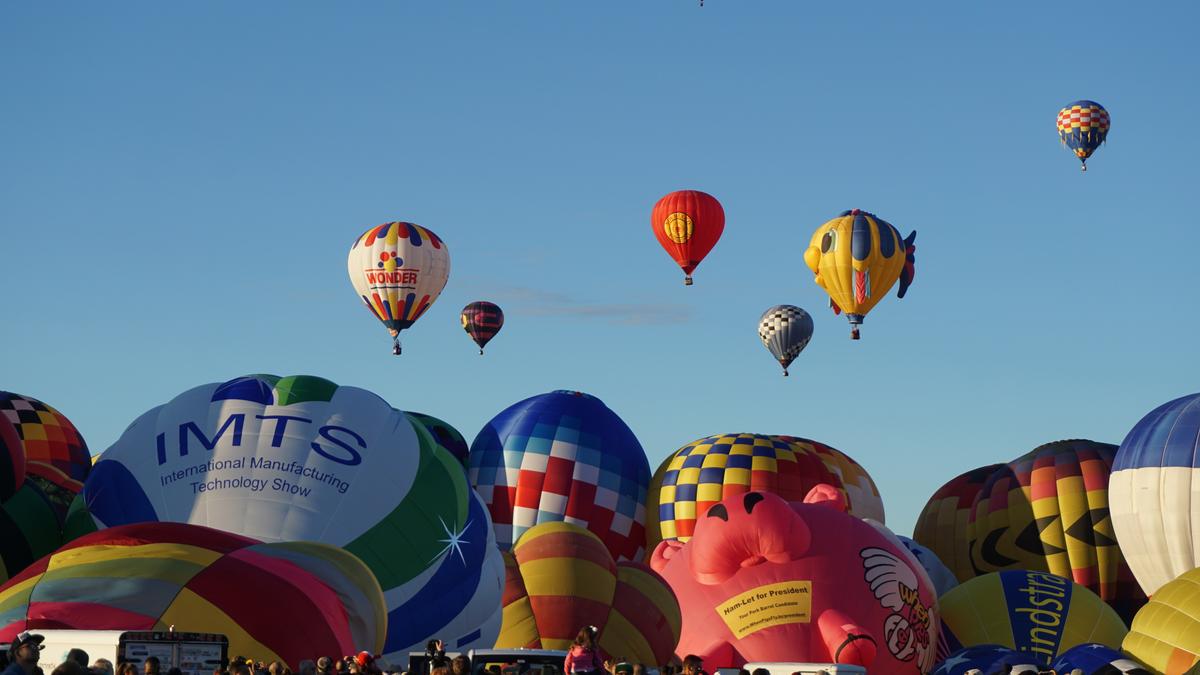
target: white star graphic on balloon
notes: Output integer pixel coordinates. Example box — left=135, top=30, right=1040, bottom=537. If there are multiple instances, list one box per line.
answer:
left=436, top=517, right=472, bottom=566
left=940, top=652, right=973, bottom=672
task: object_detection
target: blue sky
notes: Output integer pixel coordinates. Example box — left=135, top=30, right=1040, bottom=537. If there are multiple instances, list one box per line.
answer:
left=3, top=2, right=1198, bottom=535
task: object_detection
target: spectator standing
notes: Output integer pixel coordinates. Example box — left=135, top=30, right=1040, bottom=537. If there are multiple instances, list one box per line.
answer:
left=5, top=633, right=45, bottom=675
left=563, top=627, right=604, bottom=675
left=142, top=659, right=160, bottom=675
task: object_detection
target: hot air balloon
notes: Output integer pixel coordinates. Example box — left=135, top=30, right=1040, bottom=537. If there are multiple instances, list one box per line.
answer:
left=1052, top=644, right=1150, bottom=675
left=966, top=440, right=1146, bottom=624
left=0, top=481, right=62, bottom=583
left=468, top=390, right=651, bottom=562
left=409, top=412, right=470, bottom=468
left=774, top=435, right=886, bottom=523
left=0, top=522, right=386, bottom=668
left=651, top=190, right=724, bottom=286
left=914, top=464, right=1004, bottom=583
left=646, top=433, right=887, bottom=551
left=76, top=374, right=504, bottom=660
left=898, top=536, right=959, bottom=598
left=1110, top=392, right=1200, bottom=598
left=0, top=392, right=91, bottom=516
left=347, top=222, right=450, bottom=355
left=651, top=488, right=940, bottom=671
left=803, top=209, right=916, bottom=339
left=939, top=570, right=1127, bottom=666
left=496, top=521, right=681, bottom=666
left=0, top=415, right=25, bottom=503
left=1122, top=566, right=1200, bottom=674
left=757, top=305, right=813, bottom=376
left=1057, top=101, right=1110, bottom=171
left=461, top=301, right=504, bottom=355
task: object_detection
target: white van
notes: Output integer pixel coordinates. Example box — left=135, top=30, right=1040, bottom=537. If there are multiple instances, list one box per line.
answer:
left=35, top=630, right=228, bottom=675
left=742, top=663, right=867, bottom=675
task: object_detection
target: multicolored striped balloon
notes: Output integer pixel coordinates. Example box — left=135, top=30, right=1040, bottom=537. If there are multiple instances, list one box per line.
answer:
left=461, top=301, right=505, bottom=355
left=913, top=464, right=1005, bottom=583
left=347, top=221, right=450, bottom=355
left=966, top=440, right=1145, bottom=623
left=496, top=521, right=680, bottom=666
left=0, top=482, right=61, bottom=583
left=0, top=522, right=386, bottom=668
left=469, top=391, right=651, bottom=562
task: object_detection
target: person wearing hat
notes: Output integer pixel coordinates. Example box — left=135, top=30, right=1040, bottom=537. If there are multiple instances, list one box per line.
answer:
left=612, top=664, right=633, bottom=675
left=5, top=632, right=44, bottom=675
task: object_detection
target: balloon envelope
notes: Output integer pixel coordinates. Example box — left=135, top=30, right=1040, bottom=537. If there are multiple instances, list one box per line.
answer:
left=468, top=390, right=651, bottom=562
left=914, top=464, right=1004, bottom=583
left=1052, top=643, right=1150, bottom=675
left=0, top=392, right=91, bottom=513
left=496, top=521, right=680, bottom=666
left=78, top=374, right=503, bottom=659
left=898, top=536, right=958, bottom=597
left=1110, top=392, right=1200, bottom=597
left=1122, top=566, right=1200, bottom=675
left=0, top=522, right=385, bottom=667
left=651, top=190, right=724, bottom=284
left=461, top=301, right=504, bottom=354
left=938, top=570, right=1127, bottom=665
left=757, top=305, right=813, bottom=376
left=967, top=440, right=1145, bottom=623
left=1057, top=100, right=1110, bottom=168
left=347, top=222, right=450, bottom=350
left=0, top=481, right=62, bottom=583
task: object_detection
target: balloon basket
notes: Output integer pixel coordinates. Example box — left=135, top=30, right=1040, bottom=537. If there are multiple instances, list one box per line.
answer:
left=684, top=276, right=693, bottom=286
left=392, top=338, right=402, bottom=356
left=850, top=328, right=861, bottom=340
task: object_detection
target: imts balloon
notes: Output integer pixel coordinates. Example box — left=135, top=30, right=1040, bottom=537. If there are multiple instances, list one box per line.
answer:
left=651, top=190, right=724, bottom=286
left=804, top=210, right=915, bottom=339
left=1057, top=101, right=1110, bottom=171
left=347, top=222, right=450, bottom=355
left=757, top=305, right=813, bottom=376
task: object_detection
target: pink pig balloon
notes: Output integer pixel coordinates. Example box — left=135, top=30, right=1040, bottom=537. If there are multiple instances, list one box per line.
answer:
left=651, top=487, right=940, bottom=672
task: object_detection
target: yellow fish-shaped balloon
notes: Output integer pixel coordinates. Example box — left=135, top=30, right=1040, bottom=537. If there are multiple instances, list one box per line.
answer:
left=804, top=209, right=915, bottom=339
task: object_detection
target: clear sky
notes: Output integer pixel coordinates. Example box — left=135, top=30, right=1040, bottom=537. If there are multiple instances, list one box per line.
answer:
left=3, top=2, right=1198, bottom=536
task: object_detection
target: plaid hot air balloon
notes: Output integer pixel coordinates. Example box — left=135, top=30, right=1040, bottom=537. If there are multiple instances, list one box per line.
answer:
left=1057, top=100, right=1110, bottom=171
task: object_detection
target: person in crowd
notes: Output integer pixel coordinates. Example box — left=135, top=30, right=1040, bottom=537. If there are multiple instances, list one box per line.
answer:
left=449, top=657, right=468, bottom=675
left=117, top=662, right=138, bottom=675
left=91, top=659, right=114, bottom=675
left=5, top=633, right=44, bottom=675
left=564, top=627, right=604, bottom=675
left=631, top=665, right=644, bottom=675
left=50, top=661, right=85, bottom=675
left=229, top=660, right=251, bottom=675
left=428, top=668, right=448, bottom=675
left=486, top=666, right=501, bottom=675
left=611, top=663, right=632, bottom=675
left=63, top=652, right=88, bottom=672
left=737, top=669, right=749, bottom=675
left=142, top=658, right=161, bottom=675
left=679, top=656, right=703, bottom=675
left=751, top=669, right=769, bottom=675
left=165, top=667, right=182, bottom=675
left=297, top=661, right=315, bottom=675
left=315, top=659, right=332, bottom=675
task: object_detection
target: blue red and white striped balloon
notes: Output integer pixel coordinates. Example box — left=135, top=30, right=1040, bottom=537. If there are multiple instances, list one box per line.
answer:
left=1053, top=643, right=1150, bottom=675
left=1109, top=392, right=1200, bottom=596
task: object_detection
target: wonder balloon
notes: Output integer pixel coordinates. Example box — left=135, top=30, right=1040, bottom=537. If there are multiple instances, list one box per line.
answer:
left=757, top=305, right=814, bottom=376
left=468, top=390, right=651, bottom=561
left=804, top=209, right=916, bottom=339
left=1057, top=101, right=1110, bottom=171
left=967, top=440, right=1145, bottom=623
left=77, top=374, right=504, bottom=659
left=1110, top=392, right=1200, bottom=597
left=0, top=522, right=385, bottom=668
left=347, top=221, right=450, bottom=355
left=461, top=301, right=504, bottom=355
left=651, top=190, right=724, bottom=286
left=939, top=570, right=1127, bottom=665
left=914, top=464, right=1004, bottom=583
left=1122, top=566, right=1200, bottom=674
left=496, top=521, right=680, bottom=666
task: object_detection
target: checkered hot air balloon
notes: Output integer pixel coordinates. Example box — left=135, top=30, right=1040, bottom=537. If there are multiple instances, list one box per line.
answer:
left=347, top=222, right=450, bottom=355
left=1057, top=100, right=1110, bottom=171
left=0, top=392, right=91, bottom=517
left=468, top=391, right=651, bottom=562
left=757, top=305, right=813, bottom=376
left=461, top=301, right=505, bottom=355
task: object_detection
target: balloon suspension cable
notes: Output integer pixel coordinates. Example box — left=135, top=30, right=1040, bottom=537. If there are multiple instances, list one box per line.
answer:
left=684, top=275, right=694, bottom=286
left=392, top=337, right=402, bottom=356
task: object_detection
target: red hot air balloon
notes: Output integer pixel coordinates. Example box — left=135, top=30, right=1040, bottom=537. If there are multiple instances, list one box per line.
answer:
left=651, top=190, right=725, bottom=285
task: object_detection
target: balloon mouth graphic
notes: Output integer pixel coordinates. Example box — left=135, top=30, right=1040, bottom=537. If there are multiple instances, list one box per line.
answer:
left=741, top=555, right=768, bottom=568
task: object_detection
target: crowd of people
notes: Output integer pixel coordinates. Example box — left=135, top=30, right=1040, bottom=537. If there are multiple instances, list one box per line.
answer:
left=0, top=628, right=853, bottom=675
